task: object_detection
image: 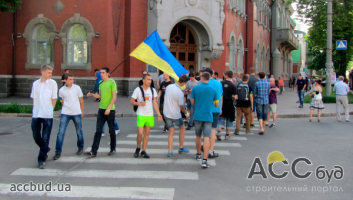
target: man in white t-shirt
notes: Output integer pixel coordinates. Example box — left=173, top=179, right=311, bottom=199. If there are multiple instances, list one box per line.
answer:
left=130, top=74, right=163, bottom=158
left=163, top=75, right=190, bottom=157
left=53, top=73, right=84, bottom=160
left=30, top=65, right=58, bottom=169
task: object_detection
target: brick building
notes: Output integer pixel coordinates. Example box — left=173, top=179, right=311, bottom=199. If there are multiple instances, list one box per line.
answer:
left=0, top=0, right=297, bottom=97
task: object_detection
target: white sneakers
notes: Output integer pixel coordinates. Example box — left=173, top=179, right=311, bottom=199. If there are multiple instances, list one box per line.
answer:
left=102, top=130, right=119, bottom=137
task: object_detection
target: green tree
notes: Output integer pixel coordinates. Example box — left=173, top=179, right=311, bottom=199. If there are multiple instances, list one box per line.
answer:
left=0, top=0, right=21, bottom=13
left=296, top=0, right=353, bottom=76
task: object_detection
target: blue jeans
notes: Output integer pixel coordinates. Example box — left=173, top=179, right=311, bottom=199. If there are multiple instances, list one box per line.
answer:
left=297, top=90, right=305, bottom=106
left=91, top=109, right=116, bottom=154
left=187, top=99, right=195, bottom=126
left=102, top=119, right=119, bottom=132
left=31, top=118, right=53, bottom=163
left=55, top=114, right=84, bottom=154
left=93, top=83, right=99, bottom=94
left=212, top=113, right=220, bottom=129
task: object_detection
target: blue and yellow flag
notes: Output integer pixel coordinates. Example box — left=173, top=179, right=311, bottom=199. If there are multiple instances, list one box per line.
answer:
left=130, top=30, right=189, bottom=81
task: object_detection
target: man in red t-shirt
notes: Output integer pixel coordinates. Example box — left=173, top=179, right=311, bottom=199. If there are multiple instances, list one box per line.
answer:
left=278, top=77, right=284, bottom=94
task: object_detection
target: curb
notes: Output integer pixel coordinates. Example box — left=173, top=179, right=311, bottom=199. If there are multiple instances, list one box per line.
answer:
left=1, top=112, right=352, bottom=119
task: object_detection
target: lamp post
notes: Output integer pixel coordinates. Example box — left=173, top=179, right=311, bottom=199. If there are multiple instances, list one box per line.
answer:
left=326, top=0, right=333, bottom=96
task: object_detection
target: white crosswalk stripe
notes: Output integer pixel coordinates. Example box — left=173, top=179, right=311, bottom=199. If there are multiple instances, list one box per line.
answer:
left=11, top=168, right=198, bottom=180
left=55, top=156, right=217, bottom=166
left=115, top=140, right=242, bottom=147
left=126, top=134, right=247, bottom=140
left=4, top=117, right=250, bottom=199
left=0, top=183, right=174, bottom=199
left=85, top=147, right=231, bottom=155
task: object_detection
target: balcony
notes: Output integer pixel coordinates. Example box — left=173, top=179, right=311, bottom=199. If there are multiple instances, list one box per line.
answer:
left=276, top=29, right=299, bottom=51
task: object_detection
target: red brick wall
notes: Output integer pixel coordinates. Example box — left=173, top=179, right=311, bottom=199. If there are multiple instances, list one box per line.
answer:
left=210, top=1, right=247, bottom=76
left=0, top=0, right=148, bottom=78
left=0, top=12, right=14, bottom=75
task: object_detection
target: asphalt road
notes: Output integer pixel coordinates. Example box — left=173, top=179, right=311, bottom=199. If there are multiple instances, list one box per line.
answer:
left=0, top=116, right=352, bottom=200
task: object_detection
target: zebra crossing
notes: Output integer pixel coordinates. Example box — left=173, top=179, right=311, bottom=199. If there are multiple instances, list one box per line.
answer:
left=0, top=122, right=257, bottom=199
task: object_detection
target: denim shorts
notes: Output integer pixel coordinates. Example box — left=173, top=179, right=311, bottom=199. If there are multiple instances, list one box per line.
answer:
left=212, top=113, right=220, bottom=129
left=165, top=117, right=184, bottom=129
left=256, top=103, right=269, bottom=121
left=194, top=121, right=212, bottom=138
left=252, top=101, right=257, bottom=113
left=218, top=117, right=234, bottom=129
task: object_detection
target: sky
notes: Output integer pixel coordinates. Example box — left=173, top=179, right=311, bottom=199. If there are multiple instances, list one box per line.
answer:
left=292, top=2, right=310, bottom=33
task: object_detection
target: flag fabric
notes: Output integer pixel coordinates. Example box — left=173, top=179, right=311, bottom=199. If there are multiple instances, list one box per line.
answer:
left=130, top=30, right=189, bottom=81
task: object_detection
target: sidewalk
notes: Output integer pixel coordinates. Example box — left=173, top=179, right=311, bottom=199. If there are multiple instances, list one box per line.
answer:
left=0, top=87, right=352, bottom=118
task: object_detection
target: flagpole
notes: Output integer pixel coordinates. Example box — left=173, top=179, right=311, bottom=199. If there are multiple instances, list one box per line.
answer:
left=84, top=55, right=130, bottom=98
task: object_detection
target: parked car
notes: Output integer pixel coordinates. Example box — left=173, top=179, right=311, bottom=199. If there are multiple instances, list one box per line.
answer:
left=321, top=81, right=336, bottom=87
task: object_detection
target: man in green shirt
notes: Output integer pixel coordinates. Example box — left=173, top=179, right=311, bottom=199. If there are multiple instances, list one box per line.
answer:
left=85, top=67, right=117, bottom=157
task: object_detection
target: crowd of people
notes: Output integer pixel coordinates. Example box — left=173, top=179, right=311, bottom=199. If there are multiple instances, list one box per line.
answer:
left=30, top=65, right=350, bottom=169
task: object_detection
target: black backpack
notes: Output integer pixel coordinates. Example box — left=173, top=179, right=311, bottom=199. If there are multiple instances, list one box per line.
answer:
left=133, top=86, right=154, bottom=112
left=237, top=83, right=249, bottom=101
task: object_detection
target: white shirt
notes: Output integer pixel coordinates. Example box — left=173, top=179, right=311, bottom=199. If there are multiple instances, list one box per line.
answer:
left=59, top=84, right=83, bottom=115
left=163, top=84, right=184, bottom=119
left=334, top=81, right=350, bottom=95
left=132, top=87, right=157, bottom=116
left=30, top=78, right=58, bottom=118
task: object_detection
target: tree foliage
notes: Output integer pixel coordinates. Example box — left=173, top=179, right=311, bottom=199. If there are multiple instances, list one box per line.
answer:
left=0, top=0, right=21, bottom=13
left=296, top=0, right=353, bottom=76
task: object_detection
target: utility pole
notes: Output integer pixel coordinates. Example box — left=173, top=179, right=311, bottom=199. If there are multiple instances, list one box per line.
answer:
left=326, top=0, right=332, bottom=96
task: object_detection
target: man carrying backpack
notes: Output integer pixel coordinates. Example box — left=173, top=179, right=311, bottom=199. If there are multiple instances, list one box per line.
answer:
left=130, top=74, right=163, bottom=158
left=234, top=74, right=253, bottom=135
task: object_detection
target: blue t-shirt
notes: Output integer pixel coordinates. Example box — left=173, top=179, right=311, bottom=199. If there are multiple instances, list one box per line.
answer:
left=208, top=78, right=223, bottom=113
left=95, top=72, right=103, bottom=85
left=191, top=82, right=218, bottom=122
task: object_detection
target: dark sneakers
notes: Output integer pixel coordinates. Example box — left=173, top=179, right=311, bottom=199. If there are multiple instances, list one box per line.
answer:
left=84, top=151, right=97, bottom=157
left=38, top=162, right=45, bottom=169
left=140, top=151, right=150, bottom=158
left=76, top=149, right=83, bottom=155
left=186, top=126, right=192, bottom=130
left=134, top=148, right=140, bottom=158
left=108, top=150, right=116, bottom=156
left=208, top=151, right=219, bottom=158
left=53, top=153, right=61, bottom=160
left=269, top=124, right=275, bottom=128
left=258, top=132, right=264, bottom=135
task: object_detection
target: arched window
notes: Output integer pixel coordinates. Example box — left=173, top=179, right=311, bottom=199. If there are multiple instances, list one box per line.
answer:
left=23, top=15, right=56, bottom=69
left=67, top=24, right=88, bottom=65
left=32, top=24, right=51, bottom=65
left=237, top=38, right=244, bottom=73
left=256, top=44, right=261, bottom=73
left=60, top=13, right=94, bottom=71
left=229, top=33, right=236, bottom=72
left=261, top=47, right=266, bottom=72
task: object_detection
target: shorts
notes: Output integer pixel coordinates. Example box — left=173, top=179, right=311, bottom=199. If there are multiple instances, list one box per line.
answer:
left=195, top=121, right=212, bottom=138
left=218, top=117, right=234, bottom=129
left=252, top=101, right=257, bottom=113
left=269, top=104, right=277, bottom=113
left=136, top=115, right=154, bottom=127
left=256, top=104, right=269, bottom=121
left=212, top=113, right=220, bottom=129
left=165, top=117, right=184, bottom=129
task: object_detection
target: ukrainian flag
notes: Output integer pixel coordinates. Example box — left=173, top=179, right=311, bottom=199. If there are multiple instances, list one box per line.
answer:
left=130, top=30, right=189, bottom=81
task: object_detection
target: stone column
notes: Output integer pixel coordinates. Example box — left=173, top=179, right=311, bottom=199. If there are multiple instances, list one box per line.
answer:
left=272, top=49, right=281, bottom=79
left=288, top=56, right=293, bottom=78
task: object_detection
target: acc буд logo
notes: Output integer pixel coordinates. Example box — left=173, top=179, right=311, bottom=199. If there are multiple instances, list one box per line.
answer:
left=247, top=151, right=343, bottom=183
